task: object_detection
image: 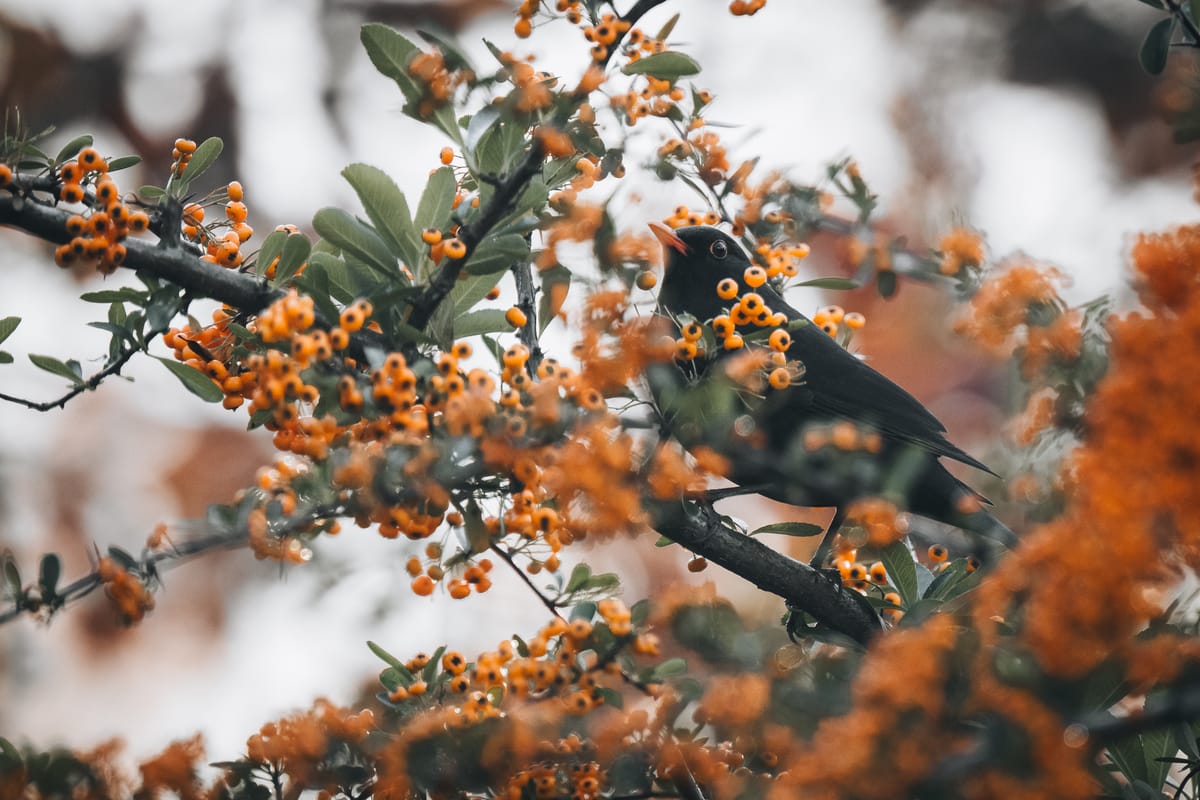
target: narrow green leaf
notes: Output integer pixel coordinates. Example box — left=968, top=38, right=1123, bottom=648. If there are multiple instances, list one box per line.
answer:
left=414, top=165, right=456, bottom=235
left=3, top=557, right=20, bottom=599
left=138, top=185, right=166, bottom=200
left=652, top=657, right=687, bottom=679
left=38, top=553, right=60, bottom=598
left=1139, top=17, right=1175, bottom=75
left=450, top=271, right=505, bottom=317
left=654, top=536, right=677, bottom=547
left=367, top=640, right=406, bottom=670
left=54, top=134, right=92, bottom=166
left=80, top=289, right=146, bottom=304
left=795, top=277, right=860, bottom=290
left=312, top=207, right=398, bottom=278
left=1142, top=727, right=1174, bottom=792
left=255, top=229, right=289, bottom=279
left=655, top=12, right=680, bottom=41
left=464, top=233, right=529, bottom=275
left=0, top=352, right=13, bottom=365
left=749, top=522, right=825, bottom=537
left=272, top=233, right=312, bottom=287
left=423, top=645, right=446, bottom=683
left=179, top=137, right=224, bottom=183
left=565, top=563, right=592, bottom=593
left=29, top=354, right=83, bottom=385
left=106, top=155, right=141, bottom=172
left=157, top=356, right=223, bottom=402
left=622, top=51, right=701, bottom=81
left=0, top=317, right=20, bottom=347
left=879, top=541, right=919, bottom=608
left=454, top=309, right=511, bottom=338
left=360, top=23, right=423, bottom=105
left=342, top=163, right=419, bottom=268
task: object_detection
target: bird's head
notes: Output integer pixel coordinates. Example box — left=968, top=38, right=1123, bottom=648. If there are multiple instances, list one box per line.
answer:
left=649, top=223, right=753, bottom=321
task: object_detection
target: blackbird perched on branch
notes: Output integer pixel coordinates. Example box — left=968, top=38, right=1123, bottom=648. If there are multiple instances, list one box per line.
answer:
left=648, top=223, right=1014, bottom=565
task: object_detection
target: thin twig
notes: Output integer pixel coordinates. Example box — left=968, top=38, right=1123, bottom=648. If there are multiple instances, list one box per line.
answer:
left=491, top=542, right=566, bottom=621
left=511, top=257, right=544, bottom=372
left=0, top=335, right=148, bottom=411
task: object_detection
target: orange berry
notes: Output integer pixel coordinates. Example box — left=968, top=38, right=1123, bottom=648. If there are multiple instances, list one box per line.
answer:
left=723, top=333, right=744, bottom=350
left=77, top=147, right=105, bottom=172
left=225, top=201, right=248, bottom=223
left=439, top=147, right=454, bottom=165
left=340, top=307, right=364, bottom=333
left=60, top=183, right=84, bottom=204
left=768, top=329, right=791, bottom=352
left=486, top=287, right=501, bottom=301
left=675, top=339, right=698, bottom=361
left=174, top=138, right=197, bottom=154
left=443, top=237, right=467, bottom=259
left=768, top=367, right=790, bottom=390
left=844, top=312, right=866, bottom=329
left=0, top=163, right=12, bottom=188
left=105, top=242, right=127, bottom=266
left=421, top=228, right=442, bottom=245
left=818, top=305, right=845, bottom=323
left=928, top=544, right=948, bottom=563
left=505, top=306, right=528, bottom=328
left=716, top=277, right=738, bottom=300
left=514, top=16, right=533, bottom=37
left=635, top=270, right=657, bottom=290
left=744, top=266, right=767, bottom=288
left=687, top=556, right=707, bottom=572
left=59, top=161, right=82, bottom=184
left=681, top=321, right=703, bottom=342
left=227, top=181, right=244, bottom=202
left=821, top=321, right=838, bottom=338
left=65, top=215, right=87, bottom=236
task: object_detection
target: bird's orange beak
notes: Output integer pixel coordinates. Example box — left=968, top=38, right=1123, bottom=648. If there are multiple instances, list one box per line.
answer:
left=649, top=221, right=688, bottom=258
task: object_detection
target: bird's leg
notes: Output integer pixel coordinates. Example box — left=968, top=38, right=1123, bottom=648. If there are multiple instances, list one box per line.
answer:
left=809, top=506, right=847, bottom=570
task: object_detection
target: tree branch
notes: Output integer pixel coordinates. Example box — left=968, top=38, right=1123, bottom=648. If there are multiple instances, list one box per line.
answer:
left=0, top=328, right=155, bottom=411
left=647, top=500, right=880, bottom=645
left=406, top=139, right=546, bottom=333
left=511, top=257, right=544, bottom=372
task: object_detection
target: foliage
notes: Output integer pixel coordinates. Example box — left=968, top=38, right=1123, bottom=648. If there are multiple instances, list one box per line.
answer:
left=1, top=1, right=1200, bottom=798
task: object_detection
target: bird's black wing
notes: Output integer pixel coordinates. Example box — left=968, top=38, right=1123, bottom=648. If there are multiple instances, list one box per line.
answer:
left=769, top=293, right=996, bottom=476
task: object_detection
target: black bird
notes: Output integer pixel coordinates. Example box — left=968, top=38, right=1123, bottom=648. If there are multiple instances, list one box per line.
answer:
left=649, top=223, right=1013, bottom=564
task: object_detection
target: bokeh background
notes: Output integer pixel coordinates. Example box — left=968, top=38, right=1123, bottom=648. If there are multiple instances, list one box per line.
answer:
left=0, top=0, right=1191, bottom=769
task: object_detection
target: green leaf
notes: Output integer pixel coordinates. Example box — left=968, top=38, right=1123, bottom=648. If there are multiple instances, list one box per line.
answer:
left=1139, top=17, right=1175, bottom=75
left=565, top=563, right=592, bottom=593
left=1192, top=0, right=1200, bottom=24
left=106, top=155, right=141, bottom=172
left=255, top=229, right=289, bottom=279
left=538, top=264, right=571, bottom=334
left=652, top=657, right=687, bottom=679
left=656, top=12, right=681, bottom=41
left=1141, top=727, right=1174, bottom=792
left=464, top=233, right=529, bottom=275
left=54, top=134, right=92, bottom=166
left=450, top=271, right=505, bottom=317
left=367, top=640, right=406, bottom=670
left=38, top=553, right=60, bottom=599
left=622, top=51, right=701, bottom=81
left=312, top=207, right=398, bottom=278
left=3, top=556, right=20, bottom=601
left=80, top=289, right=146, bottom=304
left=139, top=185, right=166, bottom=201
left=795, top=277, right=860, bottom=291
left=454, top=309, right=511, bottom=338
left=654, top=536, right=677, bottom=548
left=29, top=354, right=83, bottom=386
left=414, top=165, right=456, bottom=236
left=272, top=233, right=312, bottom=287
left=749, top=522, right=825, bottom=537
left=423, top=645, right=446, bottom=683
left=360, top=24, right=423, bottom=106
left=342, top=163, right=420, bottom=268
left=179, top=137, right=224, bottom=184
left=879, top=541, right=918, bottom=608
left=0, top=317, right=20, bottom=347
left=0, top=352, right=12, bottom=365
left=157, top=356, right=223, bottom=402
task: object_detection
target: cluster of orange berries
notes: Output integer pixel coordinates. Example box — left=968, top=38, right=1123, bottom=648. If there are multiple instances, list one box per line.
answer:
left=811, top=303, right=865, bottom=339
left=54, top=148, right=150, bottom=274
left=729, top=0, right=768, bottom=14
left=506, top=760, right=604, bottom=800
left=409, top=48, right=472, bottom=119
left=419, top=224, right=467, bottom=263
left=406, top=540, right=496, bottom=598
left=245, top=701, right=374, bottom=770
left=937, top=227, right=984, bottom=276
left=180, top=180, right=254, bottom=270
left=613, top=71, right=686, bottom=125
left=663, top=205, right=721, bottom=230
left=96, top=556, right=155, bottom=623
left=799, top=420, right=884, bottom=455
left=581, top=12, right=633, bottom=62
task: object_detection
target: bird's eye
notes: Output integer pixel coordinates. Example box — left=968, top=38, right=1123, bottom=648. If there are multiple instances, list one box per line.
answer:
left=710, top=240, right=728, bottom=259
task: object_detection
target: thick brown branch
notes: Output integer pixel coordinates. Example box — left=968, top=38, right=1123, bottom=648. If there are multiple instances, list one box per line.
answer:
left=648, top=500, right=881, bottom=645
